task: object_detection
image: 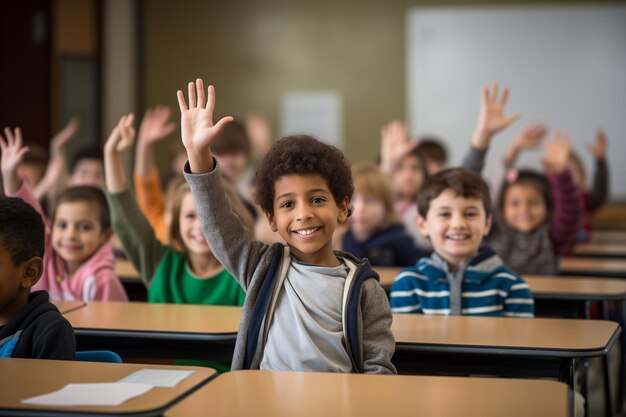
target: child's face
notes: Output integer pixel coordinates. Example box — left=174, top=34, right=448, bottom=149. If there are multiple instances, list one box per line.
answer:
left=178, top=191, right=211, bottom=255
left=69, top=159, right=105, bottom=188
left=425, top=159, right=445, bottom=176
left=392, top=155, right=425, bottom=200
left=215, top=152, right=248, bottom=183
left=351, top=193, right=386, bottom=240
left=417, top=190, right=491, bottom=270
left=502, top=183, right=547, bottom=234
left=52, top=201, right=110, bottom=273
left=266, top=174, right=349, bottom=267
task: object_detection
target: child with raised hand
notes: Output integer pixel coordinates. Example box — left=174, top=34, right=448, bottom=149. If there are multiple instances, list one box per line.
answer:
left=104, top=114, right=249, bottom=307
left=390, top=168, right=534, bottom=317
left=341, top=163, right=426, bottom=267
left=0, top=196, right=75, bottom=359
left=179, top=79, right=396, bottom=374
left=133, top=105, right=177, bottom=244
left=1, top=128, right=126, bottom=301
left=462, top=83, right=581, bottom=275
left=379, top=120, right=431, bottom=250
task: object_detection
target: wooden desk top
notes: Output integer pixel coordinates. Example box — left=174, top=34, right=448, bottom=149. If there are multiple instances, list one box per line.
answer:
left=560, top=257, right=626, bottom=277
left=392, top=314, right=620, bottom=357
left=378, top=267, right=626, bottom=300
left=590, top=230, right=626, bottom=244
left=63, top=301, right=242, bottom=338
left=115, top=258, right=140, bottom=280
left=165, top=370, right=570, bottom=417
left=572, top=242, right=626, bottom=257
left=50, top=300, right=86, bottom=314
left=0, top=358, right=215, bottom=416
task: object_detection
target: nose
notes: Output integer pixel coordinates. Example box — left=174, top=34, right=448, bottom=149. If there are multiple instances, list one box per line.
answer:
left=295, top=203, right=313, bottom=222
left=450, top=213, right=467, bottom=229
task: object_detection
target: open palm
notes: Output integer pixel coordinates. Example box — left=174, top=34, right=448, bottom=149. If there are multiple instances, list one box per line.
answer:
left=0, top=127, right=29, bottom=178
left=177, top=79, right=232, bottom=154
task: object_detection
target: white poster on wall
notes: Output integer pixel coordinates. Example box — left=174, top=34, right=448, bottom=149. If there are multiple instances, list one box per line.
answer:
left=280, top=91, right=343, bottom=149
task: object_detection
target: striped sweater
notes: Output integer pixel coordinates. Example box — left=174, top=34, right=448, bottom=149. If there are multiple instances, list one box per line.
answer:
left=390, top=249, right=534, bottom=317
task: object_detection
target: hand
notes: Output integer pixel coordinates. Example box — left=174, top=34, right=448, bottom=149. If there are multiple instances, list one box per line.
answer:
left=512, top=122, right=548, bottom=151
left=138, top=106, right=176, bottom=145
left=0, top=127, right=29, bottom=178
left=177, top=79, right=233, bottom=172
left=471, top=82, right=520, bottom=149
left=380, top=120, right=418, bottom=174
left=586, top=129, right=607, bottom=160
left=246, top=112, right=272, bottom=159
left=541, top=130, right=571, bottom=174
left=50, top=118, right=80, bottom=158
left=105, top=114, right=136, bottom=155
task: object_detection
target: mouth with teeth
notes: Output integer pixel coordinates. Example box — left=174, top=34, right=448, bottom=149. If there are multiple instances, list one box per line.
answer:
left=446, top=234, right=470, bottom=241
left=293, top=226, right=322, bottom=237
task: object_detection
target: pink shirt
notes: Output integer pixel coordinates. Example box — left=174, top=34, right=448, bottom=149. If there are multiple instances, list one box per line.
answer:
left=8, top=182, right=128, bottom=301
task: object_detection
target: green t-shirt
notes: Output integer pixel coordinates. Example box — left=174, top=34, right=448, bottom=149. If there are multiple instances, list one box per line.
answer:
left=149, top=249, right=245, bottom=306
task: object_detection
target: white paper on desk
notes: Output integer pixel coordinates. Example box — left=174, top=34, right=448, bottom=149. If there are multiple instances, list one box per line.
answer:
left=117, top=369, right=195, bottom=387
left=21, top=383, right=152, bottom=406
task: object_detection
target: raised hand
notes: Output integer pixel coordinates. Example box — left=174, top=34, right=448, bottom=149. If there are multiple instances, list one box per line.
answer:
left=138, top=106, right=176, bottom=145
left=379, top=120, right=418, bottom=174
left=541, top=131, right=571, bottom=174
left=105, top=114, right=136, bottom=155
left=504, top=122, right=548, bottom=165
left=0, top=127, right=29, bottom=192
left=586, top=129, right=607, bottom=160
left=177, top=79, right=233, bottom=173
left=471, top=82, right=520, bottom=149
left=50, top=118, right=80, bottom=158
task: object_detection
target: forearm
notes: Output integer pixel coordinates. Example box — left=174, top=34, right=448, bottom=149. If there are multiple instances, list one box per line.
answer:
left=589, top=158, right=609, bottom=211
left=104, top=148, right=128, bottom=193
left=460, top=146, right=488, bottom=174
left=33, top=157, right=65, bottom=200
left=549, top=170, right=582, bottom=253
left=134, top=139, right=156, bottom=177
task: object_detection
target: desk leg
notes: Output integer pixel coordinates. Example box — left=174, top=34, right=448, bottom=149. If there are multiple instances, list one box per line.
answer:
left=603, top=353, right=615, bottom=417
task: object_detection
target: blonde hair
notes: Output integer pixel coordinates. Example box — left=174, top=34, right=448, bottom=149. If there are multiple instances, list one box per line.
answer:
left=169, top=180, right=255, bottom=253
left=352, top=163, right=397, bottom=229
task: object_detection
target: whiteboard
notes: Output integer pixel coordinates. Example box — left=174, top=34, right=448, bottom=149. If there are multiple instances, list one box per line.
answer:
left=407, top=5, right=626, bottom=199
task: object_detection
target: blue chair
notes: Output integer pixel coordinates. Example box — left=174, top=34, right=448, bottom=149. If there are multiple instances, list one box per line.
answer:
left=75, top=350, right=123, bottom=363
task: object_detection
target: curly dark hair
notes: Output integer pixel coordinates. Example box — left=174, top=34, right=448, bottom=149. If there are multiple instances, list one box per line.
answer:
left=417, top=168, right=492, bottom=219
left=0, top=197, right=45, bottom=265
left=253, top=134, right=353, bottom=215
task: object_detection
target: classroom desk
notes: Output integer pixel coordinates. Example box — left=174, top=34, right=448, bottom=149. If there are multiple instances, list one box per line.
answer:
left=0, top=358, right=216, bottom=417
left=165, top=370, right=571, bottom=417
left=572, top=242, right=626, bottom=258
left=560, top=257, right=626, bottom=278
left=115, top=258, right=147, bottom=301
left=590, top=230, right=626, bottom=244
left=50, top=299, right=86, bottom=314
left=391, top=314, right=619, bottom=391
left=63, top=301, right=242, bottom=361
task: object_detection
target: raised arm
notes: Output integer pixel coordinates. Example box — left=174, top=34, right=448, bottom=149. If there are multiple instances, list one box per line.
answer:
left=104, top=114, right=135, bottom=193
left=586, top=129, right=609, bottom=211
left=33, top=118, right=79, bottom=200
left=379, top=120, right=418, bottom=175
left=542, top=131, right=581, bottom=253
left=503, top=122, right=548, bottom=168
left=461, top=83, right=520, bottom=173
left=134, top=106, right=175, bottom=177
left=1, top=127, right=29, bottom=193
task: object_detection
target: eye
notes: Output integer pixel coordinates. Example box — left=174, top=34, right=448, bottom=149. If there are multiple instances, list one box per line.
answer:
left=465, top=210, right=479, bottom=218
left=55, top=221, right=67, bottom=230
left=437, top=211, right=450, bottom=218
left=311, top=197, right=326, bottom=205
left=77, top=222, right=93, bottom=232
left=280, top=201, right=294, bottom=209
left=184, top=212, right=196, bottom=220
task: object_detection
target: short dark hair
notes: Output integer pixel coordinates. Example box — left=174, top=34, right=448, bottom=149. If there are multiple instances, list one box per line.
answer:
left=0, top=197, right=45, bottom=265
left=52, top=186, right=111, bottom=230
left=210, top=119, right=251, bottom=157
left=254, top=135, right=353, bottom=216
left=417, top=168, right=492, bottom=218
left=497, top=169, right=553, bottom=213
left=70, top=147, right=104, bottom=174
left=416, top=138, right=448, bottom=164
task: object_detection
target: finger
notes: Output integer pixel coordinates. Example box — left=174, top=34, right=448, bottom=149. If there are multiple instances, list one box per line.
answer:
left=503, top=113, right=520, bottom=128
left=16, top=146, right=30, bottom=162
left=207, top=84, right=216, bottom=121
left=0, top=135, right=6, bottom=151
left=177, top=90, right=188, bottom=112
left=489, top=82, right=498, bottom=103
left=196, top=78, right=206, bottom=108
left=4, top=127, right=14, bottom=144
left=481, top=86, right=490, bottom=104
left=213, top=116, right=234, bottom=136
left=125, top=113, right=135, bottom=128
left=14, top=127, right=23, bottom=147
left=188, top=82, right=197, bottom=108
left=499, top=87, right=510, bottom=107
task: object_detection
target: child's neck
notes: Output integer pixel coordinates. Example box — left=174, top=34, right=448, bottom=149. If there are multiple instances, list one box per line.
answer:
left=188, top=252, right=223, bottom=278
left=0, top=290, right=28, bottom=326
left=291, top=245, right=341, bottom=268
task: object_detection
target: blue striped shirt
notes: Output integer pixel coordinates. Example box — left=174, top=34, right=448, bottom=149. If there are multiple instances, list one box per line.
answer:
left=390, top=249, right=534, bottom=317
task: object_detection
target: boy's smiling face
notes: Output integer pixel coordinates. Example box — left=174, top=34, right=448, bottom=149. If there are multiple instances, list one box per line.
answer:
left=266, top=174, right=349, bottom=267
left=417, top=189, right=492, bottom=271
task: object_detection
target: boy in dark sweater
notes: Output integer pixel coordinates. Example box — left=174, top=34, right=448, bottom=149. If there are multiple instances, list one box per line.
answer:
left=0, top=196, right=75, bottom=359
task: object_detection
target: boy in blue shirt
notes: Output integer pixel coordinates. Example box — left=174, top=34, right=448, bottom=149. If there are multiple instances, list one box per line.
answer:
left=0, top=196, right=75, bottom=359
left=390, top=168, right=534, bottom=317
left=179, top=79, right=396, bottom=374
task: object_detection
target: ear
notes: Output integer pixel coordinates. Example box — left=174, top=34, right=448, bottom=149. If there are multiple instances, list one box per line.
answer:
left=416, top=214, right=430, bottom=238
left=265, top=211, right=278, bottom=232
left=337, top=198, right=350, bottom=224
left=484, top=214, right=493, bottom=236
left=21, top=257, right=44, bottom=289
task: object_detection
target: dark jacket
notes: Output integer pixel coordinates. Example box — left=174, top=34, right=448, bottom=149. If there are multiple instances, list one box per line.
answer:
left=0, top=291, right=75, bottom=359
